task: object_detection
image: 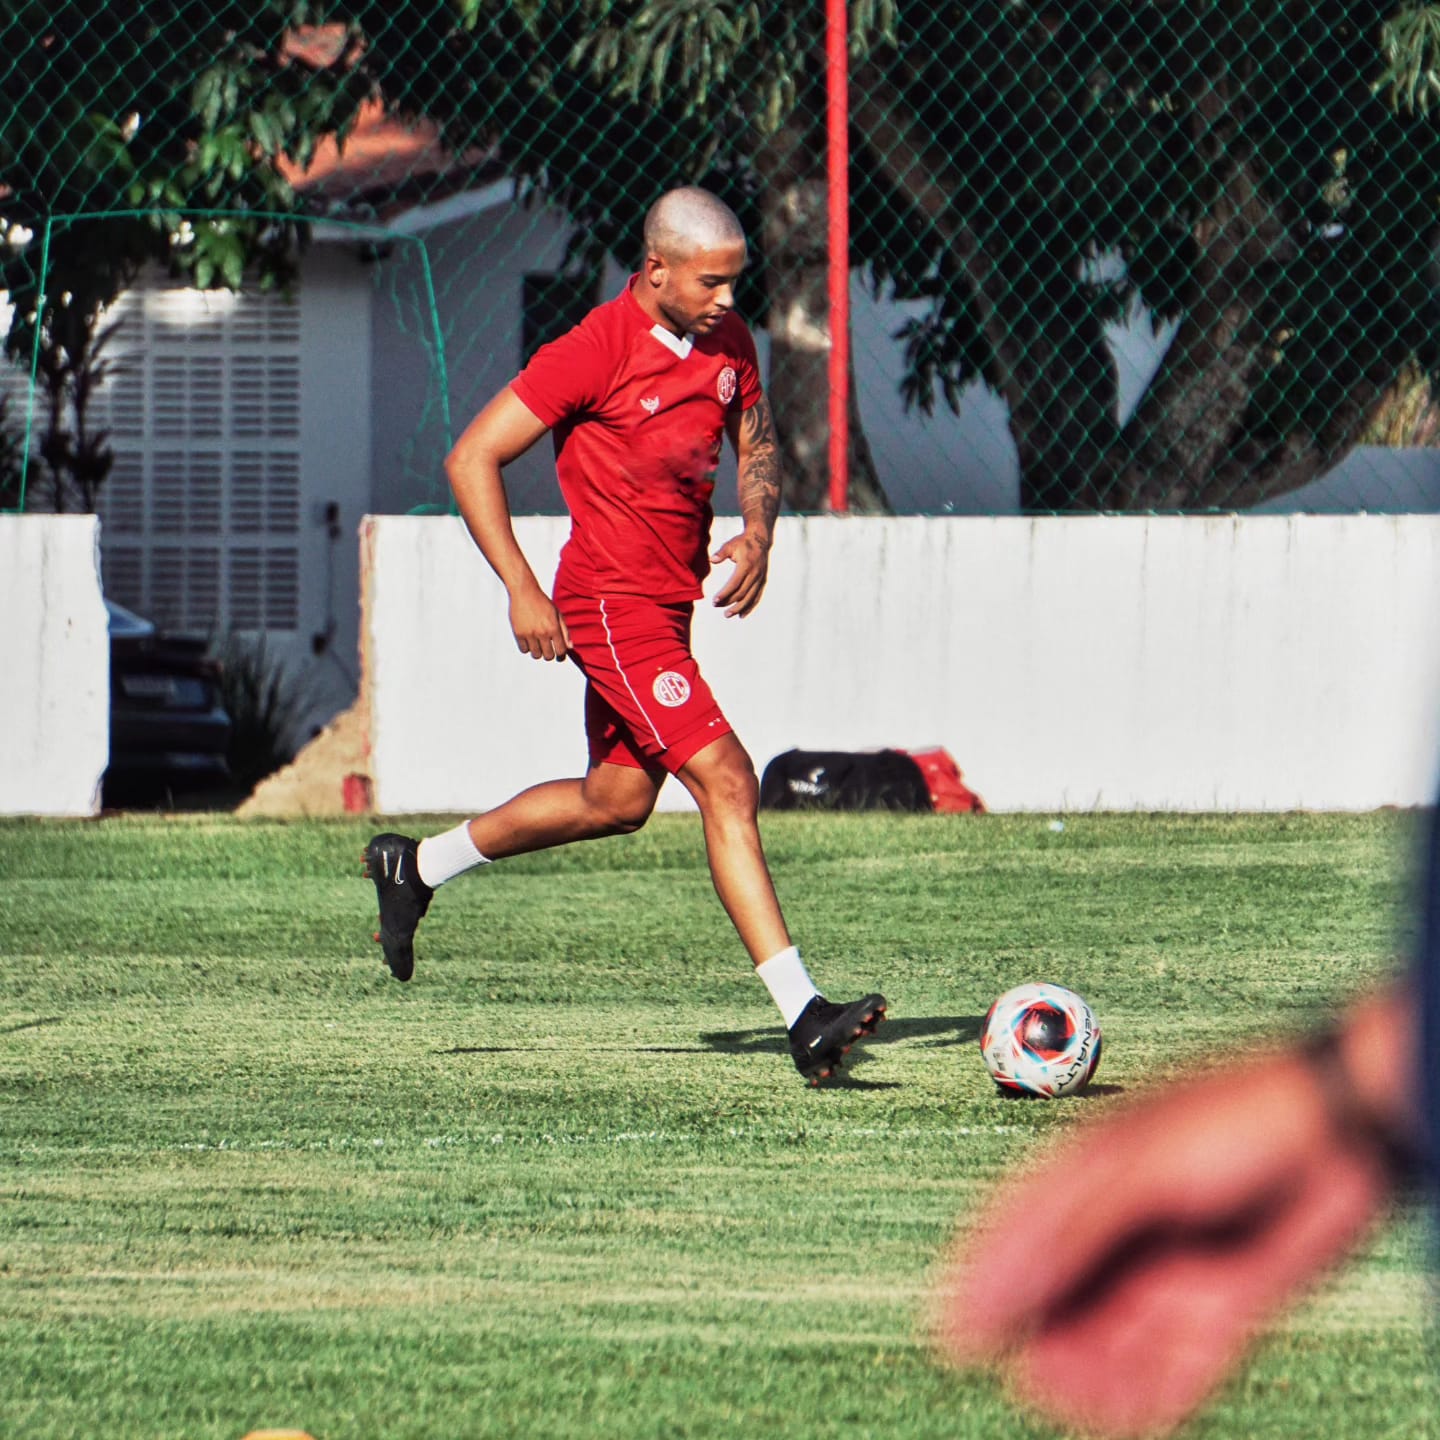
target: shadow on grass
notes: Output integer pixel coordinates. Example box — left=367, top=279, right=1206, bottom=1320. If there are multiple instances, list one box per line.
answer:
left=994, top=1081, right=1127, bottom=1101
left=696, top=1013, right=985, bottom=1055
left=439, top=1045, right=722, bottom=1054
left=802, top=1071, right=903, bottom=1091
left=0, top=1016, right=62, bottom=1036
left=439, top=1014, right=983, bottom=1062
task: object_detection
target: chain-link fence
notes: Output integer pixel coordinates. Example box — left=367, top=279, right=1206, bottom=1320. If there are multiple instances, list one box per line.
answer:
left=4, top=1, right=1440, bottom=547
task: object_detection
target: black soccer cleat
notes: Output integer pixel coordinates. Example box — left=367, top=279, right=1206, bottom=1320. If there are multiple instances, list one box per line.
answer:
left=363, top=832, right=434, bottom=982
left=788, top=992, right=887, bottom=1084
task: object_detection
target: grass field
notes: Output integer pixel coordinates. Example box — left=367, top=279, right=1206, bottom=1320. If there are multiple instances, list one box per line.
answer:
left=0, top=811, right=1432, bottom=1440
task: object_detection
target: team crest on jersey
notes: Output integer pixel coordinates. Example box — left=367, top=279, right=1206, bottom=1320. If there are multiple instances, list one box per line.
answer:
left=652, top=670, right=691, bottom=707
left=640, top=395, right=661, bottom=414
left=717, top=367, right=737, bottom=404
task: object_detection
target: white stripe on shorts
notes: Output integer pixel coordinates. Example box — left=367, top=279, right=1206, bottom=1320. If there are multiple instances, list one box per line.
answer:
left=598, top=597, right=668, bottom=750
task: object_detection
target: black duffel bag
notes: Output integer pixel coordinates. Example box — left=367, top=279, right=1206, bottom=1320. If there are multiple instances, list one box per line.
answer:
left=758, top=748, right=933, bottom=813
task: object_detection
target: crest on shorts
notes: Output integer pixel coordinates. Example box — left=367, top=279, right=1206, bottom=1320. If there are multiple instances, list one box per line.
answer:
left=717, top=367, right=737, bottom=404
left=652, top=670, right=691, bottom=708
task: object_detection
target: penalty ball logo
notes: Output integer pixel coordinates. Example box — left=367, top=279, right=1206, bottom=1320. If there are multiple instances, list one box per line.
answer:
left=653, top=671, right=691, bottom=707
left=717, top=367, right=737, bottom=404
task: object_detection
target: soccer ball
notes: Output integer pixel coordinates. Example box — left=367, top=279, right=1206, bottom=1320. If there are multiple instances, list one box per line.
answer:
left=980, top=982, right=1102, bottom=1097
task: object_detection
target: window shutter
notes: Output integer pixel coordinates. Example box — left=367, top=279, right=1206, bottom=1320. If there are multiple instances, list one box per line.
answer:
left=100, top=545, right=145, bottom=613
left=97, top=452, right=145, bottom=535
left=91, top=272, right=305, bottom=633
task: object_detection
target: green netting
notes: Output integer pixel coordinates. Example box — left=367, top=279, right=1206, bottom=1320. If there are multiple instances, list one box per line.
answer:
left=4, top=0, right=1440, bottom=528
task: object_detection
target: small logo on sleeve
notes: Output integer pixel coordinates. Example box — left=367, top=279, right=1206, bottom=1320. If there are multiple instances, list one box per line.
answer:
left=717, top=367, right=737, bottom=404
left=640, top=395, right=661, bottom=414
left=652, top=671, right=691, bottom=707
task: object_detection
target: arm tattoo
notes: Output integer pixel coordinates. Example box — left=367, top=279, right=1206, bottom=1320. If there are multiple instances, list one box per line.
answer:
left=737, top=396, right=782, bottom=533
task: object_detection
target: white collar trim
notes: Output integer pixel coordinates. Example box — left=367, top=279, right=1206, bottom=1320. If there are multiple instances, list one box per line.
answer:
left=649, top=324, right=694, bottom=359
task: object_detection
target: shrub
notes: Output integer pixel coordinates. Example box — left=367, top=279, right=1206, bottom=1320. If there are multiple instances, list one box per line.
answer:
left=212, top=632, right=313, bottom=791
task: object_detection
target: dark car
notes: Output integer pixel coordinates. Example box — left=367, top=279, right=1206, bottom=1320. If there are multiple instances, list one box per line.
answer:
left=105, top=600, right=232, bottom=797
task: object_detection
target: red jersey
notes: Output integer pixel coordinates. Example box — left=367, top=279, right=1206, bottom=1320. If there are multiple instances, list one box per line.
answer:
left=510, top=277, right=763, bottom=602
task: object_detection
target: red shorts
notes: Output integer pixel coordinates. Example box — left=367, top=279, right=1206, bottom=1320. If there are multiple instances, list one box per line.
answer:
left=554, top=588, right=732, bottom=775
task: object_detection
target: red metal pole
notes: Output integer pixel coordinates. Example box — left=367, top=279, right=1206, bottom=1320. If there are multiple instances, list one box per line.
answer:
left=826, top=0, right=850, bottom=514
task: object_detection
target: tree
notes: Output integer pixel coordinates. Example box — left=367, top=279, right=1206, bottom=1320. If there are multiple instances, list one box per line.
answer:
left=6, top=1, right=1438, bottom=514
left=337, top=0, right=1440, bottom=512
left=314, top=0, right=895, bottom=512
left=7, top=0, right=885, bottom=509
left=0, top=0, right=372, bottom=507
left=849, top=0, right=1440, bottom=511
left=568, top=1, right=900, bottom=512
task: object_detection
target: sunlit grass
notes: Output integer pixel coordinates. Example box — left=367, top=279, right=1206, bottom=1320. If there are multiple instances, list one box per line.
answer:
left=0, top=812, right=1430, bottom=1439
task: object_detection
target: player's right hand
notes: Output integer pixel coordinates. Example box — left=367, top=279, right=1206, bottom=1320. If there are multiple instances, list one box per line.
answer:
left=509, top=584, right=570, bottom=661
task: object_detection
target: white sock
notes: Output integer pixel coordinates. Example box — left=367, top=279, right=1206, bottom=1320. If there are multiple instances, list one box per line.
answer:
left=416, top=822, right=490, bottom=888
left=756, top=946, right=819, bottom=1029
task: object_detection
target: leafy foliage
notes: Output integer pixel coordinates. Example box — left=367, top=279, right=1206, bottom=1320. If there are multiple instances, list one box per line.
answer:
left=212, top=630, right=314, bottom=790
left=30, top=313, right=123, bottom=512
left=5, top=1, right=1440, bottom=512
left=1376, top=2, right=1440, bottom=114
left=0, top=0, right=370, bottom=374
left=343, top=0, right=1440, bottom=509
left=851, top=2, right=1440, bottom=508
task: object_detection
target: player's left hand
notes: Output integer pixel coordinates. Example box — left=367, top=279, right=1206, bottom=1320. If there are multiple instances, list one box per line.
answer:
left=711, top=529, right=770, bottom=617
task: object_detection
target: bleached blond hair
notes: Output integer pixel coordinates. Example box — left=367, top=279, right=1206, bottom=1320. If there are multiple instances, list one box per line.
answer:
left=642, top=187, right=746, bottom=261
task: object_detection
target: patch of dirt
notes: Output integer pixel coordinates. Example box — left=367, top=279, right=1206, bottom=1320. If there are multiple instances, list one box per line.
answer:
left=235, top=699, right=371, bottom=818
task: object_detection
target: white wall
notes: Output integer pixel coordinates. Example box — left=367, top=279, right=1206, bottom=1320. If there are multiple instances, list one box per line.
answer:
left=365, top=514, right=1440, bottom=814
left=0, top=515, right=108, bottom=816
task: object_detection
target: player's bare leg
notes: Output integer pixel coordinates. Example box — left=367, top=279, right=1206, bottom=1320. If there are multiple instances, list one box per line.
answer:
left=677, top=733, right=886, bottom=1082
left=675, top=732, right=788, bottom=962
left=468, top=761, right=664, bottom=858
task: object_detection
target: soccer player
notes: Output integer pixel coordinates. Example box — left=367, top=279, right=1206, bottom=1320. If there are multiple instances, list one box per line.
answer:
left=363, top=186, right=886, bottom=1084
